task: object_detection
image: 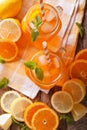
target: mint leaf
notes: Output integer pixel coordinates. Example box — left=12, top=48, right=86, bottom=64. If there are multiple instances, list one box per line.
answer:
left=35, top=15, right=42, bottom=28
left=24, top=61, right=44, bottom=81
left=60, top=113, right=74, bottom=125
left=0, top=77, right=9, bottom=89
left=35, top=67, right=44, bottom=80
left=31, top=29, right=39, bottom=41
left=12, top=117, right=25, bottom=128
left=24, top=61, right=37, bottom=69
left=30, top=15, right=42, bottom=41
left=21, top=126, right=31, bottom=130
left=0, top=58, right=5, bottom=64
left=76, top=22, right=84, bottom=38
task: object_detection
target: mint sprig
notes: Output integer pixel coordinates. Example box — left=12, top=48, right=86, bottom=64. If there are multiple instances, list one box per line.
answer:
left=76, top=22, right=84, bottom=38
left=24, top=61, right=37, bottom=69
left=31, top=29, right=39, bottom=42
left=60, top=113, right=74, bottom=125
left=24, top=61, right=44, bottom=81
left=30, top=15, right=42, bottom=41
left=0, top=58, right=5, bottom=64
left=35, top=67, right=44, bottom=80
left=0, top=77, right=9, bottom=89
left=12, top=117, right=31, bottom=130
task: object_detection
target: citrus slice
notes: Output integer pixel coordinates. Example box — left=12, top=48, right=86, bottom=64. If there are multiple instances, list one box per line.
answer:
left=10, top=97, right=32, bottom=122
left=62, top=79, right=86, bottom=104
left=71, top=103, right=87, bottom=121
left=0, top=18, right=22, bottom=42
left=24, top=102, right=48, bottom=129
left=31, top=107, right=59, bottom=130
left=69, top=60, right=87, bottom=84
left=0, top=90, right=21, bottom=113
left=0, top=39, right=18, bottom=62
left=75, top=49, right=87, bottom=60
left=51, top=91, right=74, bottom=113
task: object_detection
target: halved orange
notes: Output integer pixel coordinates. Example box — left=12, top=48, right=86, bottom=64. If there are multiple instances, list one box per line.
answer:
left=51, top=91, right=74, bottom=113
left=75, top=49, right=87, bottom=60
left=24, top=102, right=48, bottom=129
left=31, top=107, right=59, bottom=130
left=0, top=39, right=18, bottom=62
left=69, top=60, right=87, bottom=84
left=0, top=18, right=22, bottom=42
left=62, top=79, right=86, bottom=104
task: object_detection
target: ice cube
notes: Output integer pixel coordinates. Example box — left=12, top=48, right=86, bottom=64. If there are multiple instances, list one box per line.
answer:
left=46, top=10, right=55, bottom=22
left=53, top=57, right=60, bottom=68
left=41, top=22, right=53, bottom=33
left=38, top=55, right=48, bottom=65
left=29, top=22, right=36, bottom=29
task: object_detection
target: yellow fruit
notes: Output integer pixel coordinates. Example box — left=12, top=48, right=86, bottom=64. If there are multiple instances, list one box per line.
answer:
left=0, top=18, right=22, bottom=42
left=10, top=97, right=32, bottom=122
left=62, top=79, right=86, bottom=104
left=71, top=103, right=87, bottom=121
left=51, top=91, right=74, bottom=113
left=0, top=90, right=21, bottom=113
left=0, top=0, right=22, bottom=19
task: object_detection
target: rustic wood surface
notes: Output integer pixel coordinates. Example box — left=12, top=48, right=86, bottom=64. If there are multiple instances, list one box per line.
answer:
left=0, top=1, right=87, bottom=130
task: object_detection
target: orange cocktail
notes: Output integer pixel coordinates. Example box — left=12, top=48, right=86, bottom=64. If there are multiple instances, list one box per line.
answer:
left=22, top=3, right=62, bottom=52
left=25, top=50, right=64, bottom=90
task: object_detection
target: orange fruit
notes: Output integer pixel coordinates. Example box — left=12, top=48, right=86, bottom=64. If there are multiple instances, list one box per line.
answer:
left=75, top=49, right=87, bottom=60
left=51, top=91, right=74, bottom=113
left=0, top=39, right=18, bottom=62
left=69, top=60, right=87, bottom=84
left=0, top=18, right=22, bottom=42
left=62, top=79, right=86, bottom=104
left=31, top=107, right=59, bottom=130
left=71, top=103, right=87, bottom=121
left=24, top=102, right=48, bottom=129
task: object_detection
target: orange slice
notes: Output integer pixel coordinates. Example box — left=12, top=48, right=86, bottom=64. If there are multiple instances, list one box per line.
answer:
left=71, top=103, right=87, bottom=121
left=0, top=18, right=22, bottom=42
left=51, top=91, right=74, bottom=113
left=75, top=49, right=87, bottom=60
left=62, top=79, right=86, bottom=104
left=24, top=102, right=48, bottom=129
left=69, top=60, right=87, bottom=84
left=31, top=107, right=59, bottom=130
left=0, top=39, right=18, bottom=62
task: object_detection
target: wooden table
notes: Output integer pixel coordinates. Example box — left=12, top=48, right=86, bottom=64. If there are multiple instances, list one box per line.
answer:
left=0, top=2, right=87, bottom=130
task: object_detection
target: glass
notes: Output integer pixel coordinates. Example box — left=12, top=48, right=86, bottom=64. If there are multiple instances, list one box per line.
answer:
left=26, top=50, right=68, bottom=90
left=22, top=3, right=62, bottom=52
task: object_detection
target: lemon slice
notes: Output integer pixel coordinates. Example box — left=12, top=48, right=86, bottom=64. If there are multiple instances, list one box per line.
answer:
left=0, top=18, right=22, bottom=42
left=71, top=103, right=87, bottom=121
left=0, top=90, right=21, bottom=113
left=51, top=91, right=74, bottom=113
left=10, top=97, right=32, bottom=122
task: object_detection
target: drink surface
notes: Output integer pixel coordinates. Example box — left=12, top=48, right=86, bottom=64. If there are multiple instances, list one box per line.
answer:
left=28, top=51, right=62, bottom=89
